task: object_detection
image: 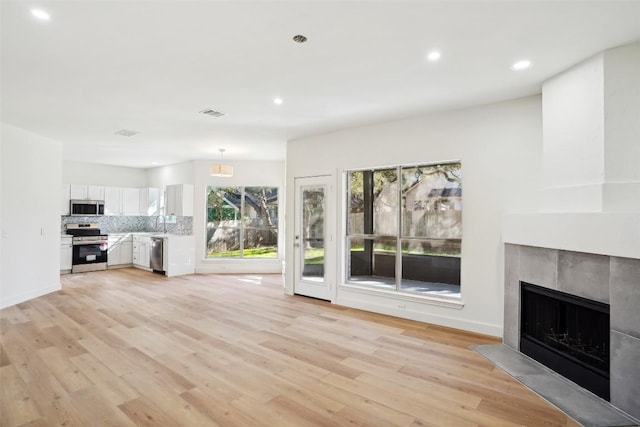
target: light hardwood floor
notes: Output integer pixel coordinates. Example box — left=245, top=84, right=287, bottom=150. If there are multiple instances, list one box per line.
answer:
left=1, top=268, right=580, bottom=426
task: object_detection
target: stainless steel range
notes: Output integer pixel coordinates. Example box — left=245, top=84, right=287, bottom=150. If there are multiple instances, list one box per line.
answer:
left=66, top=223, right=108, bottom=273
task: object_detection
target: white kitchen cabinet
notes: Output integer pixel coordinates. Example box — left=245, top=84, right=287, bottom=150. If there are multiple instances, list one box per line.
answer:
left=104, top=187, right=122, bottom=216
left=129, top=233, right=195, bottom=277
left=88, top=185, right=105, bottom=200
left=122, top=188, right=141, bottom=215
left=108, top=234, right=133, bottom=267
left=61, top=184, right=70, bottom=215
left=105, top=187, right=141, bottom=216
left=133, top=234, right=151, bottom=269
left=120, top=241, right=133, bottom=264
left=103, top=187, right=159, bottom=216
left=70, top=184, right=104, bottom=200
left=139, top=189, right=149, bottom=217
left=60, top=236, right=72, bottom=273
left=140, top=187, right=161, bottom=216
left=163, top=235, right=195, bottom=277
left=107, top=239, right=122, bottom=267
left=165, top=184, right=194, bottom=216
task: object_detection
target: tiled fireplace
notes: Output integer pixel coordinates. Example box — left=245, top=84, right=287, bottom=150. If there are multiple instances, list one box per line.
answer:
left=503, top=244, right=640, bottom=419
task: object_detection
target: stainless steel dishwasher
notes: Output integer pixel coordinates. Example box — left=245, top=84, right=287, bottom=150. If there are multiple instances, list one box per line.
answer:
left=150, top=237, right=165, bottom=273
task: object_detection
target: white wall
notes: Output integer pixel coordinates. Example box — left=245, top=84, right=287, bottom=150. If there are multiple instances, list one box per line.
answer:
left=0, top=124, right=3, bottom=300
left=63, top=160, right=148, bottom=187
left=286, top=96, right=543, bottom=336
left=1, top=123, right=62, bottom=308
left=147, top=159, right=286, bottom=274
left=146, top=161, right=195, bottom=189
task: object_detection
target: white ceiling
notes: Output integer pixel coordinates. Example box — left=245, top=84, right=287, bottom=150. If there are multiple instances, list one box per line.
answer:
left=2, top=1, right=640, bottom=168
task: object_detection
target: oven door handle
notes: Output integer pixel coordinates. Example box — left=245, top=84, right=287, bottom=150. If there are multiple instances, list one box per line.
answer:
left=73, top=240, right=108, bottom=246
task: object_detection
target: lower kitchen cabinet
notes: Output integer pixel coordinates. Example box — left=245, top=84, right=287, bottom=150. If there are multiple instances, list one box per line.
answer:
left=120, top=241, right=133, bottom=265
left=163, top=235, right=195, bottom=277
left=133, top=234, right=151, bottom=269
left=108, top=234, right=133, bottom=268
left=60, top=236, right=72, bottom=273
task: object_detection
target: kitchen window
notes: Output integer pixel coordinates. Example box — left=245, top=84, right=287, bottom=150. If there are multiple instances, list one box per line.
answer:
left=345, top=162, right=462, bottom=298
left=206, top=186, right=279, bottom=258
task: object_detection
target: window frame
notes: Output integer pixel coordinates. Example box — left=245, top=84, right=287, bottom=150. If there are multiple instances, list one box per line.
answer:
left=205, top=186, right=280, bottom=259
left=344, top=160, right=462, bottom=298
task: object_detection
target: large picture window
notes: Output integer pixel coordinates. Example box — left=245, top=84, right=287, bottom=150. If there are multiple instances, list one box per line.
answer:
left=206, top=186, right=278, bottom=258
left=346, top=162, right=461, bottom=297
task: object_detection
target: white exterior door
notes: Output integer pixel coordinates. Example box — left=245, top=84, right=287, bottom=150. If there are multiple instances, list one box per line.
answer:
left=293, top=175, right=334, bottom=301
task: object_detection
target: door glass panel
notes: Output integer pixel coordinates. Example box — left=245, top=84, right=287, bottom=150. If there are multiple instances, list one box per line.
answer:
left=301, top=186, right=325, bottom=282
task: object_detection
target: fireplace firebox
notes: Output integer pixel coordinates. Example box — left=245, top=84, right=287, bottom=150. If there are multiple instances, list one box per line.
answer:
left=520, top=282, right=610, bottom=400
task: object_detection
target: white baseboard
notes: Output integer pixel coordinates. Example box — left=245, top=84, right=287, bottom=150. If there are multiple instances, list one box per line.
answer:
left=196, top=260, right=283, bottom=275
left=337, top=292, right=502, bottom=337
left=0, top=282, right=61, bottom=309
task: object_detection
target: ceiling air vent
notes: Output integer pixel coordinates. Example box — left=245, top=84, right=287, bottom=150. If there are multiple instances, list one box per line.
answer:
left=292, top=34, right=308, bottom=43
left=199, top=109, right=225, bottom=117
left=114, top=129, right=139, bottom=137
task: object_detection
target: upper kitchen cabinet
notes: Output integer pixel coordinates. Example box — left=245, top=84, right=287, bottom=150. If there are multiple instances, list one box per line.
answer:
left=165, top=184, right=193, bottom=216
left=104, top=186, right=122, bottom=215
left=64, top=184, right=162, bottom=216
left=140, top=187, right=161, bottom=216
left=70, top=184, right=104, bottom=200
left=105, top=187, right=160, bottom=216
left=61, top=184, right=70, bottom=215
left=104, top=186, right=139, bottom=215
left=122, top=188, right=141, bottom=215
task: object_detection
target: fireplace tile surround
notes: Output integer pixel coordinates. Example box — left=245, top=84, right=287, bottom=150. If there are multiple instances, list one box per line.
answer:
left=504, top=244, right=640, bottom=419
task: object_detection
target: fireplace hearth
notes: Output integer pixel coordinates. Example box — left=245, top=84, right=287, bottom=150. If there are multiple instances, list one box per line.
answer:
left=520, top=281, right=610, bottom=400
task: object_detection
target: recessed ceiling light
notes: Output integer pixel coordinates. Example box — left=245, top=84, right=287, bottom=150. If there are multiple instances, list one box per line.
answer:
left=31, top=9, right=50, bottom=21
left=151, top=162, right=159, bottom=166
left=511, top=60, right=532, bottom=71
left=273, top=98, right=283, bottom=105
left=427, top=51, right=441, bottom=61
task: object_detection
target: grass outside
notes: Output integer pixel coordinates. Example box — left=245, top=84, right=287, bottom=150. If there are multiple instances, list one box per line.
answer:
left=350, top=246, right=460, bottom=258
left=304, top=248, right=325, bottom=265
left=207, top=246, right=278, bottom=258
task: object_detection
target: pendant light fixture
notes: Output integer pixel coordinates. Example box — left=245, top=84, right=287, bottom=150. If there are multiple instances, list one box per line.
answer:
left=210, top=148, right=234, bottom=177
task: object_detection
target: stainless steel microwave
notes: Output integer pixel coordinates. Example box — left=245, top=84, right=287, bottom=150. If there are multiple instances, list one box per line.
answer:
left=70, top=200, right=105, bottom=216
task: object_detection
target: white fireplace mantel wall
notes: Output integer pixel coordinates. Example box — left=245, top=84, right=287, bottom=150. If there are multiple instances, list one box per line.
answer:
left=540, top=42, right=640, bottom=214
left=504, top=41, right=640, bottom=260
left=502, top=212, right=640, bottom=259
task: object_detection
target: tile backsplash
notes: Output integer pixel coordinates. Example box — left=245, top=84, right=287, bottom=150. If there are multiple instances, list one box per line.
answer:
left=61, top=215, right=193, bottom=235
